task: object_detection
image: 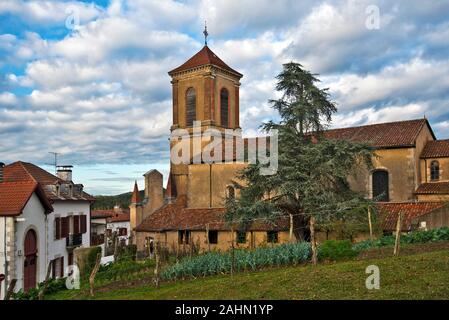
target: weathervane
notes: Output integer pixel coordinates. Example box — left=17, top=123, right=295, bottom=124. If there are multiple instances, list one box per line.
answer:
left=203, top=21, right=209, bottom=46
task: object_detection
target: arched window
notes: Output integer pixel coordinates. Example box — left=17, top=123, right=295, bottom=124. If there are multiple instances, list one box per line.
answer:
left=227, top=185, right=235, bottom=200
left=372, top=170, right=389, bottom=202
left=220, top=88, right=229, bottom=127
left=186, top=87, right=196, bottom=126
left=431, top=161, right=440, bottom=181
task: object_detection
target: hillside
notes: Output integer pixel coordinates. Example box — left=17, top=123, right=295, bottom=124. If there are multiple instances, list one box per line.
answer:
left=92, top=190, right=145, bottom=210
left=48, top=247, right=449, bottom=300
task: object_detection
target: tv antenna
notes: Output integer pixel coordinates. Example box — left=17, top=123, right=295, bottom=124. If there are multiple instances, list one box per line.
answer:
left=46, top=152, right=60, bottom=175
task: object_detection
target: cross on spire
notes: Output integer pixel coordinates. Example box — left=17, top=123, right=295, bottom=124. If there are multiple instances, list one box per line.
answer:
left=203, top=21, right=209, bottom=46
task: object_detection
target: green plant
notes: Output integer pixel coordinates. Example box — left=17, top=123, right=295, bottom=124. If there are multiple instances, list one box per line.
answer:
left=12, top=278, right=68, bottom=300
left=318, top=240, right=358, bottom=261
left=161, top=242, right=311, bottom=281
left=84, top=246, right=102, bottom=277
left=353, top=227, right=449, bottom=251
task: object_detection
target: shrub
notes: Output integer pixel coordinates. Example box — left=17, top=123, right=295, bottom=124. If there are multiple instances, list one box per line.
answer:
left=353, top=227, right=449, bottom=251
left=12, top=278, right=67, bottom=300
left=96, top=258, right=154, bottom=282
left=318, top=240, right=358, bottom=261
left=161, top=242, right=311, bottom=281
left=82, top=246, right=103, bottom=278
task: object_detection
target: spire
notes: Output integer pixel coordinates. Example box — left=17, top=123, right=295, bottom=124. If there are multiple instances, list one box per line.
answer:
left=131, top=180, right=140, bottom=204
left=203, top=20, right=208, bottom=46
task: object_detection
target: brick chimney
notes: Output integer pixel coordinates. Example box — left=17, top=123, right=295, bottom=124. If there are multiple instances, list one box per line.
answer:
left=56, top=165, right=73, bottom=181
left=0, top=162, right=5, bottom=182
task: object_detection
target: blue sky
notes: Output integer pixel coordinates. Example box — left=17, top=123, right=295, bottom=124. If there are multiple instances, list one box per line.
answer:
left=1, top=0, right=449, bottom=195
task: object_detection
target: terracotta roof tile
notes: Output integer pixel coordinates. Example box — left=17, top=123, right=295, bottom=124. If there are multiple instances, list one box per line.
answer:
left=4, top=161, right=94, bottom=202
left=169, top=46, right=242, bottom=77
left=377, top=202, right=446, bottom=231
left=415, top=182, right=449, bottom=194
left=108, top=212, right=130, bottom=223
left=324, top=119, right=432, bottom=148
left=0, top=181, right=53, bottom=216
left=136, top=195, right=288, bottom=232
left=421, top=139, right=449, bottom=158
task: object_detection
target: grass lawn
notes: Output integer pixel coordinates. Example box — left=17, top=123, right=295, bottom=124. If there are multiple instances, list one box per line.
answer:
left=47, top=248, right=449, bottom=300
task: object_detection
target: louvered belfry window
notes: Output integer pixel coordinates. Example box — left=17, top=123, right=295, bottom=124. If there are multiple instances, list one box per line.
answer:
left=220, top=88, right=229, bottom=127
left=186, top=87, right=196, bottom=126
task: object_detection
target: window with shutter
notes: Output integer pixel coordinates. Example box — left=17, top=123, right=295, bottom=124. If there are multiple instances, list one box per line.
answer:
left=61, top=217, right=69, bottom=238
left=80, top=215, right=87, bottom=234
left=74, top=215, right=80, bottom=234
left=55, top=217, right=61, bottom=240
left=186, top=87, right=196, bottom=126
left=220, top=88, right=229, bottom=127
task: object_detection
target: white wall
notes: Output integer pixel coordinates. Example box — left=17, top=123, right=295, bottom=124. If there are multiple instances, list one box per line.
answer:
left=13, top=193, right=48, bottom=294
left=107, top=221, right=130, bottom=245
left=48, top=201, right=91, bottom=277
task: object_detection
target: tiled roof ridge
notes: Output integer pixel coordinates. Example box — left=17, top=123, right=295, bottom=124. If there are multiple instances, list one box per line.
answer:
left=327, top=118, right=427, bottom=132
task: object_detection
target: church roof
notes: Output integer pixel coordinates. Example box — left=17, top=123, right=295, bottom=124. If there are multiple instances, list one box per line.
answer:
left=420, top=139, right=449, bottom=158
left=377, top=202, right=446, bottom=231
left=135, top=195, right=289, bottom=232
left=168, top=45, right=242, bottom=77
left=415, top=182, right=449, bottom=195
left=131, top=180, right=140, bottom=203
left=323, top=119, right=435, bottom=149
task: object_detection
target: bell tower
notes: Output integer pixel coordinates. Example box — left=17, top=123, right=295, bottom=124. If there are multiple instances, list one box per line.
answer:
left=167, top=29, right=244, bottom=198
left=168, top=43, right=243, bottom=131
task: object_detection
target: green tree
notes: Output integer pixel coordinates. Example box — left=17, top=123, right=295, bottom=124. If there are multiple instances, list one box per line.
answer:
left=226, top=62, right=374, bottom=264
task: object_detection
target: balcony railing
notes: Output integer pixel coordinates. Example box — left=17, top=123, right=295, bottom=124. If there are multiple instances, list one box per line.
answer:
left=91, top=234, right=105, bottom=246
left=66, top=233, right=83, bottom=247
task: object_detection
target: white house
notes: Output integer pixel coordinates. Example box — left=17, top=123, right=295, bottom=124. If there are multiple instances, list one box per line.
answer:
left=0, top=161, right=94, bottom=296
left=91, top=206, right=130, bottom=257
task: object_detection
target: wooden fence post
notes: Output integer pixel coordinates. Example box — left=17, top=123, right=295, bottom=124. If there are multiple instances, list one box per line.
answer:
left=289, top=213, right=294, bottom=242
left=89, top=253, right=101, bottom=297
left=310, top=216, right=318, bottom=266
left=206, top=223, right=210, bottom=252
left=368, top=206, right=373, bottom=241
left=394, top=211, right=403, bottom=256
left=153, top=242, right=160, bottom=288
left=230, top=225, right=235, bottom=276
left=4, top=279, right=17, bottom=300
left=38, top=261, right=53, bottom=300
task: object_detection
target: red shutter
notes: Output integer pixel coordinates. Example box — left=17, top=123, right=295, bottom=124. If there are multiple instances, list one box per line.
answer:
left=52, top=259, right=56, bottom=278
left=60, top=256, right=64, bottom=277
left=61, top=217, right=69, bottom=238
left=80, top=215, right=87, bottom=234
left=74, top=215, right=80, bottom=234
left=55, top=217, right=61, bottom=240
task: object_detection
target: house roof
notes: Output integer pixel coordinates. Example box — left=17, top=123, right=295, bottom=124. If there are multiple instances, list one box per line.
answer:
left=91, top=210, right=114, bottom=219
left=323, top=119, right=435, bottom=149
left=3, top=161, right=94, bottom=202
left=377, top=202, right=446, bottom=231
left=415, top=182, right=449, bottom=195
left=136, top=195, right=289, bottom=232
left=0, top=181, right=53, bottom=216
left=421, top=139, right=449, bottom=158
left=108, top=212, right=130, bottom=223
left=168, top=45, right=242, bottom=77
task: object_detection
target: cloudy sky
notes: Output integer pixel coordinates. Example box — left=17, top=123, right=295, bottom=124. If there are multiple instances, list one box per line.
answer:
left=1, top=0, right=449, bottom=195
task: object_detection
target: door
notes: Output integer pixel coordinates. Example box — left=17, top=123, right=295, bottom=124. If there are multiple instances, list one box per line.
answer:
left=24, top=229, right=37, bottom=292
left=372, top=170, right=389, bottom=202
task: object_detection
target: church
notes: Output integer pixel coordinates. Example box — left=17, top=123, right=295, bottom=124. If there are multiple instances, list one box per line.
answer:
left=129, top=41, right=449, bottom=256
